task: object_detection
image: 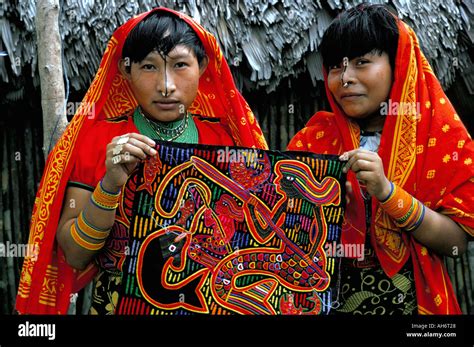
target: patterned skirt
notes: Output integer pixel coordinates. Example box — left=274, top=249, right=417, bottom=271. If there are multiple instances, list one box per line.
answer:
left=333, top=246, right=417, bottom=315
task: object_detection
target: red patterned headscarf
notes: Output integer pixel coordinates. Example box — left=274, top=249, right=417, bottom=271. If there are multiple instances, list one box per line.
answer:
left=289, top=18, right=474, bottom=314
left=16, top=7, right=268, bottom=314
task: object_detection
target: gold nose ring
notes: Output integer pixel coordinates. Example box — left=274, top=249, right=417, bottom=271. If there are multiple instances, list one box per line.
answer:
left=341, top=57, right=349, bottom=87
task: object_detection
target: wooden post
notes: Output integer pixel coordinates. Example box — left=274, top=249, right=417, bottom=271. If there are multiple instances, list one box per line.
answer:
left=36, top=0, right=67, bottom=158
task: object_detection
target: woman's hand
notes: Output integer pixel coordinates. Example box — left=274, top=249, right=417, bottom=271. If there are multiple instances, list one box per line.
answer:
left=102, top=133, right=157, bottom=191
left=340, top=148, right=391, bottom=201
left=339, top=149, right=468, bottom=257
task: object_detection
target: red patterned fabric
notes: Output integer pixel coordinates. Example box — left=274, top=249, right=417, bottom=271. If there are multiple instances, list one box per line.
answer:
left=16, top=7, right=267, bottom=314
left=69, top=115, right=235, bottom=189
left=288, top=19, right=473, bottom=314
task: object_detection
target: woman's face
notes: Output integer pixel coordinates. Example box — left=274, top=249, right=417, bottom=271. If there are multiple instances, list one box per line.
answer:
left=327, top=51, right=393, bottom=120
left=121, top=44, right=207, bottom=122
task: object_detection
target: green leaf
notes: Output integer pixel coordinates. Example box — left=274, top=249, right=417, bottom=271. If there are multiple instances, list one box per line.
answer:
left=338, top=291, right=376, bottom=312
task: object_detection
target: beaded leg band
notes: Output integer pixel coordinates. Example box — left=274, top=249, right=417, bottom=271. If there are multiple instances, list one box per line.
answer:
left=379, top=182, right=426, bottom=232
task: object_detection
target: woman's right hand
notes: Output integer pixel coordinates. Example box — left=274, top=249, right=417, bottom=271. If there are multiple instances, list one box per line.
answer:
left=102, top=133, right=157, bottom=191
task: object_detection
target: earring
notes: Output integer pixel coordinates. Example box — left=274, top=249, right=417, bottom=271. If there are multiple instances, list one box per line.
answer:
left=161, top=91, right=168, bottom=97
left=343, top=82, right=349, bottom=88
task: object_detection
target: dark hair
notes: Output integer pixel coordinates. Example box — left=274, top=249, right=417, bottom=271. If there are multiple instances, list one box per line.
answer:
left=122, top=12, right=207, bottom=70
left=319, top=4, right=399, bottom=72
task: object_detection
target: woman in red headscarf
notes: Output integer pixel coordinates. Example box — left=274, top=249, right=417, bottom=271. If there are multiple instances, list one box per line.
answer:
left=288, top=4, right=473, bottom=314
left=16, top=7, right=267, bottom=314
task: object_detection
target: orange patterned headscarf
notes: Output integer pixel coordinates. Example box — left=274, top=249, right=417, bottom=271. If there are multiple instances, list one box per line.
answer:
left=16, top=7, right=268, bottom=314
left=289, top=18, right=473, bottom=314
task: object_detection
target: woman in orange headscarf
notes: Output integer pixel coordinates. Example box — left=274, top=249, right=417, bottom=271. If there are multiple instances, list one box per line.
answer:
left=16, top=7, right=267, bottom=314
left=288, top=4, right=473, bottom=314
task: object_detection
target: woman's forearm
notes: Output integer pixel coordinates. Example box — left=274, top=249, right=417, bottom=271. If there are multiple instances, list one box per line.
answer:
left=411, top=207, right=468, bottom=257
left=370, top=176, right=468, bottom=258
left=57, top=177, right=120, bottom=270
left=57, top=134, right=156, bottom=270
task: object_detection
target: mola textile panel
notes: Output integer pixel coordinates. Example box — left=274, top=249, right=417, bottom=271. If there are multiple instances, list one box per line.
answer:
left=115, top=141, right=346, bottom=315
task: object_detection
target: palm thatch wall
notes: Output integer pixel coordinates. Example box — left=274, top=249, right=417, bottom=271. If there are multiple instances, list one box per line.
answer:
left=2, top=0, right=473, bottom=145
left=2, top=0, right=473, bottom=92
left=0, top=0, right=473, bottom=314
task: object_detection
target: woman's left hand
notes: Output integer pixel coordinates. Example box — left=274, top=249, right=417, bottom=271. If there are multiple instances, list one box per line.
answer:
left=340, top=149, right=392, bottom=201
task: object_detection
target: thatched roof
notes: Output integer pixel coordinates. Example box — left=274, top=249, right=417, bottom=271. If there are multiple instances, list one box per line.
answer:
left=1, top=0, right=473, bottom=102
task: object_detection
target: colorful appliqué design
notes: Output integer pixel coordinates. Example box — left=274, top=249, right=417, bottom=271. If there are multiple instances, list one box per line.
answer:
left=116, top=142, right=346, bottom=315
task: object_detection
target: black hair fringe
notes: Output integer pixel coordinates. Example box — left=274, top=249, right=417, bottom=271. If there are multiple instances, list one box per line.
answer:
left=122, top=12, right=206, bottom=68
left=320, top=4, right=399, bottom=71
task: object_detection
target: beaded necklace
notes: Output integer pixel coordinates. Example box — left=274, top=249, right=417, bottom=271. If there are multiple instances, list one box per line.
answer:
left=134, top=107, right=198, bottom=143
left=138, top=107, right=188, bottom=141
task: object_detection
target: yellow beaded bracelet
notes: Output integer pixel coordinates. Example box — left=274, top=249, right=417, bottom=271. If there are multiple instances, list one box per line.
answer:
left=91, top=180, right=120, bottom=210
left=77, top=211, right=110, bottom=239
left=379, top=182, right=425, bottom=232
left=70, top=222, right=106, bottom=251
left=70, top=211, right=111, bottom=251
